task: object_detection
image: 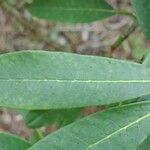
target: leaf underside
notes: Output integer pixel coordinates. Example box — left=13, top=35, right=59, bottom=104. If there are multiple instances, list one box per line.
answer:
left=0, top=51, right=150, bottom=110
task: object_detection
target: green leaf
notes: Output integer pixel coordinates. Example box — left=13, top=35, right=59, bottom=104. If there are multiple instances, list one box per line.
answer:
left=26, top=0, right=114, bottom=23
left=25, top=108, right=82, bottom=128
left=28, top=100, right=150, bottom=150
left=131, top=0, right=150, bottom=39
left=134, top=53, right=150, bottom=102
left=143, top=53, right=150, bottom=67
left=0, top=132, right=31, bottom=150
left=30, top=129, right=43, bottom=144
left=137, top=135, right=150, bottom=150
left=132, top=48, right=149, bottom=62
left=0, top=51, right=150, bottom=110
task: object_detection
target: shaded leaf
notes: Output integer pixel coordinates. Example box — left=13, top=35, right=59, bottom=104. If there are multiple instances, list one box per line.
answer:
left=137, top=135, right=150, bottom=150
left=0, top=51, right=150, bottom=110
left=0, top=132, right=31, bottom=150
left=131, top=0, right=150, bottom=39
left=26, top=0, right=114, bottom=23
left=28, top=100, right=150, bottom=150
left=25, top=108, right=82, bottom=128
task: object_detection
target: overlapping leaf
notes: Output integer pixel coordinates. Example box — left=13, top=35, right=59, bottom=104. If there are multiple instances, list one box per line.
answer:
left=28, top=100, right=150, bottom=150
left=0, top=51, right=150, bottom=110
left=131, top=0, right=150, bottom=39
left=136, top=53, right=150, bottom=149
left=137, top=135, right=150, bottom=150
left=26, top=0, right=114, bottom=23
left=0, top=132, right=31, bottom=150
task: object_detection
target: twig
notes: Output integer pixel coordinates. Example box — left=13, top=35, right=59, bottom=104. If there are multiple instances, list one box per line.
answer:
left=34, top=129, right=43, bottom=139
left=110, top=14, right=138, bottom=54
left=113, top=10, right=137, bottom=21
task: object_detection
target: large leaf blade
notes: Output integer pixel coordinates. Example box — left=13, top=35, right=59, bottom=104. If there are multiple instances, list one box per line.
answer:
left=28, top=100, right=150, bottom=150
left=23, top=52, right=150, bottom=129
left=0, top=51, right=150, bottom=110
left=0, top=132, right=31, bottom=150
left=26, top=0, right=114, bottom=23
left=131, top=0, right=150, bottom=39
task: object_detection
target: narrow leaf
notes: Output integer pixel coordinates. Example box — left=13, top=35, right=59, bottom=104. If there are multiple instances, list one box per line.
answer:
left=0, top=132, right=31, bottom=150
left=0, top=51, right=150, bottom=110
left=26, top=0, right=114, bottom=23
left=28, top=100, right=150, bottom=150
left=131, top=0, right=150, bottom=39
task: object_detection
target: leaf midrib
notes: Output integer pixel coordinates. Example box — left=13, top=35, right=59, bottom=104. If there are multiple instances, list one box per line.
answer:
left=30, top=7, right=114, bottom=13
left=0, top=79, right=150, bottom=83
left=85, top=112, right=150, bottom=150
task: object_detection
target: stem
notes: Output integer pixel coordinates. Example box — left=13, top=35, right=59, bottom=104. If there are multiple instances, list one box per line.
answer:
left=30, top=129, right=44, bottom=144
left=110, top=14, right=138, bottom=54
left=112, top=10, right=137, bottom=20
left=34, top=129, right=44, bottom=139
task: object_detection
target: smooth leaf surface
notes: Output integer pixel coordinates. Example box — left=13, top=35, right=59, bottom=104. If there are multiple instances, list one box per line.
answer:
left=25, top=108, right=82, bottom=128
left=28, top=100, right=150, bottom=150
left=136, top=54, right=150, bottom=149
left=26, top=0, right=114, bottom=23
left=134, top=53, right=150, bottom=102
left=0, top=132, right=31, bottom=150
left=131, top=0, right=150, bottom=39
left=0, top=51, right=150, bottom=110
left=143, top=53, right=150, bottom=67
left=137, top=135, right=150, bottom=150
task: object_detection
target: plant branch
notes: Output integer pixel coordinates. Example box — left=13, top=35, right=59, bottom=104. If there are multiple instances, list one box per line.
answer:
left=112, top=10, right=137, bottom=20
left=34, top=129, right=43, bottom=139
left=110, top=15, right=138, bottom=54
left=30, top=129, right=44, bottom=144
